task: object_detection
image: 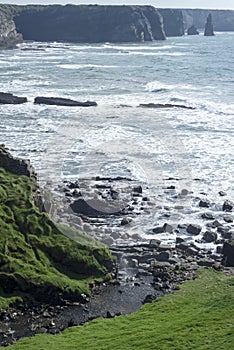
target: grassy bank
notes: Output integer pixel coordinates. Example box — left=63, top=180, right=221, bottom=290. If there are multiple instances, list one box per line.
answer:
left=6, top=268, right=234, bottom=350
left=0, top=166, right=114, bottom=310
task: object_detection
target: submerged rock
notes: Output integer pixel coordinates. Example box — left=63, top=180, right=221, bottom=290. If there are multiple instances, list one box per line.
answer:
left=34, top=96, right=97, bottom=107
left=0, top=92, right=27, bottom=104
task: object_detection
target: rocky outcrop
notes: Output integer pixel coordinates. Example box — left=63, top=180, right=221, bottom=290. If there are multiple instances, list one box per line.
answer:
left=187, top=25, right=199, bottom=35
left=204, top=14, right=215, bottom=36
left=0, top=5, right=22, bottom=49
left=13, top=5, right=165, bottom=43
left=158, top=9, right=184, bottom=37
left=34, top=96, right=97, bottom=107
left=0, top=92, right=27, bottom=104
left=138, top=103, right=195, bottom=110
left=182, top=9, right=234, bottom=32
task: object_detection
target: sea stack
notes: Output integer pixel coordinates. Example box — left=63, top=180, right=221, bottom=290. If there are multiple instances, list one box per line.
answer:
left=204, top=13, right=215, bottom=36
left=187, top=25, right=199, bottom=35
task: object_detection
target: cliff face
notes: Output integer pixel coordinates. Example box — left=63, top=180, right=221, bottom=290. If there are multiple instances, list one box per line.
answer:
left=13, top=5, right=165, bottom=43
left=0, top=5, right=22, bottom=49
left=158, top=9, right=184, bottom=37
left=182, top=9, right=234, bottom=31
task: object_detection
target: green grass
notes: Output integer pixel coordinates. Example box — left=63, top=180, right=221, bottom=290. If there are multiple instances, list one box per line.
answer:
left=0, top=167, right=114, bottom=310
left=7, top=269, right=234, bottom=350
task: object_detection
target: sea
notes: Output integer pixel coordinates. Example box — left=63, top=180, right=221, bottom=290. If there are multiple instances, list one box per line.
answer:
left=0, top=32, right=233, bottom=251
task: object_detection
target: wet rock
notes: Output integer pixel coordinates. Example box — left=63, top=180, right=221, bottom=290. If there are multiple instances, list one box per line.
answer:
left=34, top=96, right=97, bottom=107
left=155, top=251, right=170, bottom=262
left=121, top=217, right=132, bottom=226
left=149, top=239, right=161, bottom=248
left=218, top=226, right=232, bottom=239
left=0, top=92, right=27, bottom=104
left=186, top=224, right=202, bottom=235
left=219, top=191, right=227, bottom=197
left=223, top=215, right=233, bottom=223
left=216, top=245, right=223, bottom=254
left=138, top=103, right=195, bottom=110
left=199, top=199, right=210, bottom=208
left=201, top=213, right=214, bottom=220
left=133, top=186, right=142, bottom=194
left=152, top=223, right=173, bottom=234
left=203, top=231, right=217, bottom=243
left=223, top=200, right=233, bottom=212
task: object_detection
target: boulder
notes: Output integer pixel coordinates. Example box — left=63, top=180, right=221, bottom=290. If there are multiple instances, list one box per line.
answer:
left=203, top=231, right=217, bottom=243
left=204, top=13, right=215, bottom=36
left=70, top=198, right=120, bottom=217
left=186, top=224, right=202, bottom=235
left=223, top=200, right=233, bottom=212
left=199, top=199, right=210, bottom=208
left=222, top=242, right=234, bottom=267
left=187, top=25, right=199, bottom=35
left=34, top=97, right=97, bottom=107
left=0, top=92, right=27, bottom=104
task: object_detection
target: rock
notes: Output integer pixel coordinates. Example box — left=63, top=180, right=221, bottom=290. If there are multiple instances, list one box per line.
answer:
left=138, top=103, right=195, bottom=110
left=223, top=200, right=233, bottom=212
left=155, top=251, right=170, bottom=262
left=219, top=191, right=227, bottom=196
left=158, top=9, right=184, bottom=37
left=203, top=231, right=217, bottom=243
left=120, top=217, right=132, bottom=226
left=143, top=294, right=156, bottom=304
left=133, top=186, right=142, bottom=194
left=70, top=198, right=120, bottom=217
left=186, top=224, right=202, bottom=235
left=34, top=97, right=97, bottom=107
left=223, top=215, right=233, bottom=223
left=0, top=92, right=27, bottom=104
left=187, top=25, right=199, bottom=35
left=222, top=242, right=234, bottom=267
left=201, top=213, right=214, bottom=220
left=216, top=245, right=223, bottom=254
left=217, top=227, right=232, bottom=239
left=153, top=223, right=173, bottom=234
left=204, top=13, right=215, bottom=36
left=199, top=199, right=210, bottom=208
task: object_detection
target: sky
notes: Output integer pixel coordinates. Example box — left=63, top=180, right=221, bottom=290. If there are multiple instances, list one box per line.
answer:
left=1, top=1, right=234, bottom=10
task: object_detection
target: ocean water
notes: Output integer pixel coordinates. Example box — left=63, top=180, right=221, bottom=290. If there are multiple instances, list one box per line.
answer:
left=0, top=33, right=233, bottom=249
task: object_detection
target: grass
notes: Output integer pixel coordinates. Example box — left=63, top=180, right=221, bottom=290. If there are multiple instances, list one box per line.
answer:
left=0, top=166, right=114, bottom=310
left=6, top=268, right=234, bottom=350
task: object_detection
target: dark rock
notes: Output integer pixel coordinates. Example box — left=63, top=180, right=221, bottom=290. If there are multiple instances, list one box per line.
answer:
left=120, top=218, right=132, bottom=226
left=204, top=13, right=215, bottom=36
left=187, top=25, right=199, bottom=35
left=203, top=231, right=217, bottom=243
left=0, top=92, right=27, bottom=104
left=219, top=191, right=227, bottom=196
left=133, top=186, right=142, bottom=194
left=155, top=251, right=170, bottom=262
left=216, top=245, right=223, bottom=254
left=152, top=223, right=173, bottom=234
left=138, top=103, right=195, bottom=110
left=199, top=199, right=210, bottom=208
left=223, top=200, right=233, bottom=212
left=186, top=224, right=202, bottom=235
left=201, top=213, right=214, bottom=220
left=223, top=215, right=233, bottom=223
left=222, top=242, right=234, bottom=267
left=217, top=227, right=232, bottom=239
left=197, top=258, right=214, bottom=267
left=106, top=311, right=115, bottom=318
left=143, top=294, right=156, bottom=304
left=34, top=97, right=97, bottom=107
left=70, top=198, right=120, bottom=217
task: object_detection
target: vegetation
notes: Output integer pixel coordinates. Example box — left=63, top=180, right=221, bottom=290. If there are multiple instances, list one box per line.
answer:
left=6, top=269, right=234, bottom=350
left=0, top=167, right=113, bottom=310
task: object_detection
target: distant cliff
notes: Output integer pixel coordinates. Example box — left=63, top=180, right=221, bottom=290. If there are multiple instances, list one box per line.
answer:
left=182, top=9, right=234, bottom=31
left=0, top=5, right=22, bottom=49
left=158, top=9, right=184, bottom=36
left=12, top=4, right=165, bottom=43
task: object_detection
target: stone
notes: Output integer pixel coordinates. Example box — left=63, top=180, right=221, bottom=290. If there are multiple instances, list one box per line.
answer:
left=199, top=199, right=210, bottom=208
left=133, top=186, right=142, bottom=194
left=186, top=224, right=202, bottom=235
left=187, top=25, right=199, bottom=35
left=0, top=92, right=27, bottom=104
left=155, top=251, right=170, bottom=262
left=218, top=226, right=232, bottom=239
left=222, top=242, right=234, bottom=267
left=223, top=215, right=233, bottom=223
left=201, top=213, right=214, bottom=220
left=121, top=217, right=132, bottom=226
left=223, top=200, right=233, bottom=212
left=219, top=191, right=227, bottom=196
left=204, top=13, right=215, bottom=36
left=203, top=231, right=217, bottom=243
left=143, top=294, right=156, bottom=304
left=152, top=223, right=173, bottom=234
left=34, top=96, right=97, bottom=107
left=138, top=103, right=195, bottom=110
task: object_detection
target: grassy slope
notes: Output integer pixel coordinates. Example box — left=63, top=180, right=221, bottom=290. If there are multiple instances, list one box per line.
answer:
left=7, top=269, right=234, bottom=350
left=0, top=167, right=113, bottom=310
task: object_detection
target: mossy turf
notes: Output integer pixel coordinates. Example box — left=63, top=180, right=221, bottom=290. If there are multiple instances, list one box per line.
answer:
left=0, top=167, right=113, bottom=309
left=7, top=269, right=234, bottom=350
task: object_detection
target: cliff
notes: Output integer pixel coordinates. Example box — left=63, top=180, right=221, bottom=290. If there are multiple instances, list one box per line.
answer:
left=0, top=4, right=22, bottom=49
left=158, top=9, right=184, bottom=36
left=13, top=4, right=165, bottom=43
left=182, top=9, right=234, bottom=31
left=0, top=145, right=114, bottom=309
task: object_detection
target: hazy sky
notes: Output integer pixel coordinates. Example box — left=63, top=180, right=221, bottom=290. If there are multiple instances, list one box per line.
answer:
left=1, top=1, right=234, bottom=10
